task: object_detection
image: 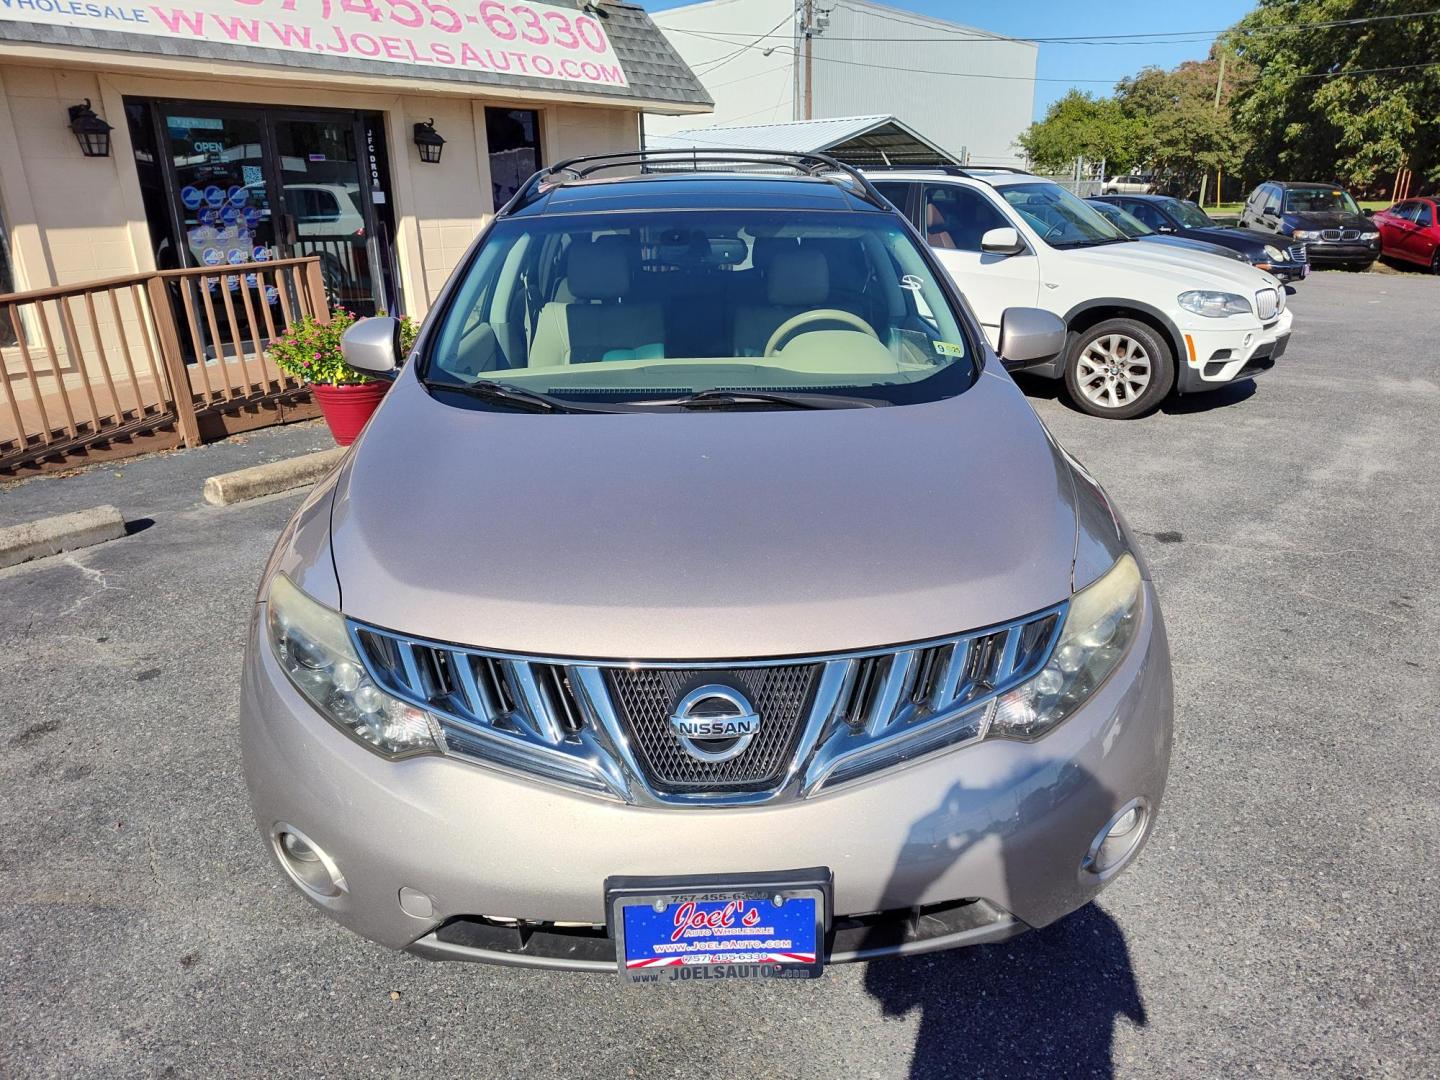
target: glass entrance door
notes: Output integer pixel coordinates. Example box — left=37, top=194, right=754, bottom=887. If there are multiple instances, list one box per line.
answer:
left=151, top=103, right=394, bottom=321
left=271, top=116, right=376, bottom=316
left=162, top=108, right=277, bottom=281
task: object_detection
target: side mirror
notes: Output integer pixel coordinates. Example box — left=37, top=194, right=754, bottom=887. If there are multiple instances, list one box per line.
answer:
left=1362, top=208, right=1374, bottom=217
left=341, top=316, right=402, bottom=378
left=997, top=307, right=1067, bottom=365
left=980, top=227, right=1026, bottom=256
left=1262, top=209, right=1277, bottom=219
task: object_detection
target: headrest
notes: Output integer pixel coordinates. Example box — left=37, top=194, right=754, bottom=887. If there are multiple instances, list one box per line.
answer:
left=767, top=248, right=829, bottom=307
left=569, top=236, right=632, bottom=300
left=752, top=235, right=798, bottom=270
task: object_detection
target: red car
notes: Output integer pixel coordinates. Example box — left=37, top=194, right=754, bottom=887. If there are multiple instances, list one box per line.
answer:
left=1373, top=198, right=1440, bottom=273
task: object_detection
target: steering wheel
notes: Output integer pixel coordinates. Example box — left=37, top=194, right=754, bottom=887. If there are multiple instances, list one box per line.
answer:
left=1041, top=221, right=1066, bottom=241
left=763, top=309, right=878, bottom=357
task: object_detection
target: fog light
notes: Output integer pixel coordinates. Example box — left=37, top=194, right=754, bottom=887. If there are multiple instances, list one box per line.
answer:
left=1081, top=799, right=1150, bottom=879
left=273, top=825, right=346, bottom=899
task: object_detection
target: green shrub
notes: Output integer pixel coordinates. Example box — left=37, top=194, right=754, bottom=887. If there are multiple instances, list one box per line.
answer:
left=267, top=308, right=418, bottom=386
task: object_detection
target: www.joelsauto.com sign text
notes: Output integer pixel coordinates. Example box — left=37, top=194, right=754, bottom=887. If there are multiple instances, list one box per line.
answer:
left=0, top=0, right=628, bottom=85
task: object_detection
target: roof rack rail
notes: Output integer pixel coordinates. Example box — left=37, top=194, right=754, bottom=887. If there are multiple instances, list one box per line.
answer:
left=506, top=148, right=893, bottom=211
left=862, top=164, right=973, bottom=178
left=862, top=164, right=1032, bottom=181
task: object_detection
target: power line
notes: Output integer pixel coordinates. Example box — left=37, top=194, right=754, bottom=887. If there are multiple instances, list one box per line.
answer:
left=662, top=5, right=1440, bottom=48
left=690, top=11, right=796, bottom=76
left=670, top=32, right=1440, bottom=88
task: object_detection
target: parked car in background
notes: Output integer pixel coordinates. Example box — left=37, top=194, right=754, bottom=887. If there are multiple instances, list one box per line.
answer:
left=870, top=168, right=1293, bottom=419
left=240, top=150, right=1175, bottom=978
left=1093, top=194, right=1310, bottom=283
left=1372, top=198, right=1440, bottom=274
left=1087, top=198, right=1248, bottom=264
left=1239, top=182, right=1380, bottom=270
left=1102, top=174, right=1152, bottom=195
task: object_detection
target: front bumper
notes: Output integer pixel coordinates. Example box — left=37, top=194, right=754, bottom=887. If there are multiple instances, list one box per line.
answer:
left=1177, top=308, right=1292, bottom=394
left=240, top=585, right=1173, bottom=969
left=1255, top=259, right=1308, bottom=283
left=1301, top=240, right=1379, bottom=264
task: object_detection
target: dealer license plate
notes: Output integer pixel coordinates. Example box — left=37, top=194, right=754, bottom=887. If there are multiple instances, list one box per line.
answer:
left=607, top=868, right=830, bottom=985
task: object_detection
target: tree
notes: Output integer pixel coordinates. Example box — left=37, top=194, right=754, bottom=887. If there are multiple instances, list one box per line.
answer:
left=1230, top=0, right=1440, bottom=188
left=1016, top=90, right=1141, bottom=172
left=1116, top=52, right=1253, bottom=197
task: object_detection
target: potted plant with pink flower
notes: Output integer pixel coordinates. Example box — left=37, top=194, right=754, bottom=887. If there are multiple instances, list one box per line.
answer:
left=268, top=308, right=417, bottom=446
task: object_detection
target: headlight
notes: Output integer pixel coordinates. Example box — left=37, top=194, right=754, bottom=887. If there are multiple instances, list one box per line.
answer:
left=1177, top=290, right=1251, bottom=318
left=1263, top=245, right=1286, bottom=261
left=1292, top=229, right=1322, bottom=240
left=990, top=554, right=1142, bottom=740
left=266, top=574, right=440, bottom=757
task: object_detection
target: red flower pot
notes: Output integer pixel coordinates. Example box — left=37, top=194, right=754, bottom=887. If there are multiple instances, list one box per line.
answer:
left=310, top=381, right=389, bottom=446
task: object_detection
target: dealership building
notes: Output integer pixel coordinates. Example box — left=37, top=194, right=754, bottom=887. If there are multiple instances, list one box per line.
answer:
left=0, top=0, right=709, bottom=319
left=646, top=0, right=1037, bottom=167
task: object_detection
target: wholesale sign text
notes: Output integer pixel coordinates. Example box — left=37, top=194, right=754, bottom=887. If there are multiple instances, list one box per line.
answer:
left=0, top=0, right=629, bottom=86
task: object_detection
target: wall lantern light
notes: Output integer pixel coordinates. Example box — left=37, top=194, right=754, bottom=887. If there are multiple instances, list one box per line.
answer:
left=413, top=119, right=445, bottom=164
left=68, top=99, right=113, bottom=158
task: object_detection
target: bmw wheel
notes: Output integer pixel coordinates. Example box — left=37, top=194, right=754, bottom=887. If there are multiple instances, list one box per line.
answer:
left=1064, top=318, right=1175, bottom=420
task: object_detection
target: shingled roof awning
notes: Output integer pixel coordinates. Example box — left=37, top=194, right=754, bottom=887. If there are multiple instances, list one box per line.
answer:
left=646, top=115, right=960, bottom=166
left=0, top=0, right=711, bottom=110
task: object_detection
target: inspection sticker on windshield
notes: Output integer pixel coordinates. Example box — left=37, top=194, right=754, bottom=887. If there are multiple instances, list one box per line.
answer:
left=933, top=341, right=966, bottom=358
left=607, top=870, right=829, bottom=986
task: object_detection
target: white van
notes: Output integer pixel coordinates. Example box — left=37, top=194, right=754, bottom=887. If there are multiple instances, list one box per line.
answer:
left=870, top=168, right=1293, bottom=418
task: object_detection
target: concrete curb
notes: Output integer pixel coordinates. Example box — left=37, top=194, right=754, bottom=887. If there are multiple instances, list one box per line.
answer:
left=0, top=505, right=127, bottom=569
left=203, top=446, right=346, bottom=507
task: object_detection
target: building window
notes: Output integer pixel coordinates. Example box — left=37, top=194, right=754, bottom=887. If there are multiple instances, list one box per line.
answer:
left=486, top=108, right=541, bottom=212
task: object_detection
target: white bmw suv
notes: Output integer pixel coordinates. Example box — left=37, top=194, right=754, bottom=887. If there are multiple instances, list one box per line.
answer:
left=870, top=168, right=1293, bottom=418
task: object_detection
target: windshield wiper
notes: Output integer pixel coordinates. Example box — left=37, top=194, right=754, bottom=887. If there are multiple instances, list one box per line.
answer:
left=639, top=388, right=884, bottom=411
left=422, top=378, right=619, bottom=414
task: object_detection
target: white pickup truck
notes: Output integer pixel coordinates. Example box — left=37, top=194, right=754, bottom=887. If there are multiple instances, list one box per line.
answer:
left=870, top=168, right=1293, bottom=418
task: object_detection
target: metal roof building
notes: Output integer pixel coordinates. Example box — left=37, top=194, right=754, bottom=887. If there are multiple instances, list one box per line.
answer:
left=646, top=0, right=1037, bottom=167
left=645, top=115, right=959, bottom=166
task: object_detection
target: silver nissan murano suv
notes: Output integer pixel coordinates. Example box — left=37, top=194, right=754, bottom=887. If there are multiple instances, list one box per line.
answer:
left=241, top=151, right=1173, bottom=983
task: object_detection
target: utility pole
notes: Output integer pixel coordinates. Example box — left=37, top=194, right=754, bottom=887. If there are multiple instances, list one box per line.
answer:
left=1199, top=51, right=1226, bottom=207
left=802, top=0, right=814, bottom=121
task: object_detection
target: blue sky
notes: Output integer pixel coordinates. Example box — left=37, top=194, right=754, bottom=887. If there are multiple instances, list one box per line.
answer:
left=640, top=0, right=1257, bottom=118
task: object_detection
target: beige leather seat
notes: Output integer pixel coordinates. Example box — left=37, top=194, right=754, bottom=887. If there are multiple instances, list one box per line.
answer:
left=529, top=237, right=664, bottom=367
left=732, top=248, right=832, bottom=357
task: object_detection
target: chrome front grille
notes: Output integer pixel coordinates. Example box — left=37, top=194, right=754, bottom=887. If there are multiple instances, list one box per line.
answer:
left=606, top=665, right=818, bottom=791
left=1321, top=228, right=1361, bottom=242
left=1288, top=243, right=1307, bottom=263
left=348, top=602, right=1066, bottom=807
left=1256, top=288, right=1279, bottom=321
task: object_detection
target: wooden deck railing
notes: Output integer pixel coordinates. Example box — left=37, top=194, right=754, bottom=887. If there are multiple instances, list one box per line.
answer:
left=1, top=257, right=329, bottom=476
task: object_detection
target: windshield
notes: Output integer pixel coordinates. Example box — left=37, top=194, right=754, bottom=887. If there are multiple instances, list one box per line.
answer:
left=1163, top=199, right=1214, bottom=229
left=999, top=183, right=1128, bottom=248
left=1089, top=200, right=1151, bottom=237
left=1282, top=187, right=1361, bottom=214
left=422, top=209, right=977, bottom=406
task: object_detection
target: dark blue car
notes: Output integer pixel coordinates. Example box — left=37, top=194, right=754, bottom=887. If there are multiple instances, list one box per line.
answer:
left=1093, top=194, right=1309, bottom=283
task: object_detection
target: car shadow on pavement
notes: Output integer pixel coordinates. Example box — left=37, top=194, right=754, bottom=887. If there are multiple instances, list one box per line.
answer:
left=1010, top=371, right=1258, bottom=417
left=1159, top=379, right=1257, bottom=415
left=860, top=777, right=1147, bottom=1079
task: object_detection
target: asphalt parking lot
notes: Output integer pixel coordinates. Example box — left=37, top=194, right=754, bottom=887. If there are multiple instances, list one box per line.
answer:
left=2, top=270, right=1437, bottom=1079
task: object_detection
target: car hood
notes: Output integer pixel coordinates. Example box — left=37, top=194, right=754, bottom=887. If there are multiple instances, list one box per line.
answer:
left=327, top=365, right=1084, bottom=661
left=1141, top=234, right=1244, bottom=260
left=1186, top=227, right=1270, bottom=252
left=1059, top=242, right=1279, bottom=291
left=1286, top=211, right=1372, bottom=230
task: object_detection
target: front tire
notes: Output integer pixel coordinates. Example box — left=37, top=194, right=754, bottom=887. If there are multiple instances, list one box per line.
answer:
left=1064, top=319, right=1175, bottom=420
left=1430, top=250, right=1439, bottom=275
